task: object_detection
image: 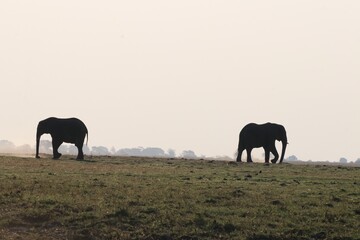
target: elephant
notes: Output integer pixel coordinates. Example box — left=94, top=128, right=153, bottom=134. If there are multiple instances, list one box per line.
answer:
left=36, top=117, right=88, bottom=160
left=236, top=123, right=287, bottom=164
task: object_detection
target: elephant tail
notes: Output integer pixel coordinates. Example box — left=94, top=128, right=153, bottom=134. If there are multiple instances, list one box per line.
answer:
left=86, top=132, right=89, bottom=146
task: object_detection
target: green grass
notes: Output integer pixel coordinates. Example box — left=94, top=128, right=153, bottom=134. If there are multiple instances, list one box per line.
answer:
left=0, top=155, right=359, bottom=239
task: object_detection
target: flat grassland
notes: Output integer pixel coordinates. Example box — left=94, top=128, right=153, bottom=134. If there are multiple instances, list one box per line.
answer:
left=0, top=156, right=359, bottom=240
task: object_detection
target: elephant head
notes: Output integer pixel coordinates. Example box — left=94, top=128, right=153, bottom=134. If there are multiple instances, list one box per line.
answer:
left=274, top=124, right=288, bottom=163
left=35, top=118, right=53, bottom=158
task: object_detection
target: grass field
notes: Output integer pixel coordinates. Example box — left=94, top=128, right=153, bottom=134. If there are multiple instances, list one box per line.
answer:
left=0, top=155, right=359, bottom=240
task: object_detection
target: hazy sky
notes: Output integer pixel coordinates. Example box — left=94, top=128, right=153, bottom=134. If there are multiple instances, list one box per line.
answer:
left=1, top=1, right=359, bottom=161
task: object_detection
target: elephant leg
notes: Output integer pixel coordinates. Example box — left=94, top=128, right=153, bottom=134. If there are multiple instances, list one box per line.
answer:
left=246, top=148, right=253, bottom=163
left=75, top=142, right=84, bottom=160
left=264, top=148, right=270, bottom=164
left=270, top=145, right=279, bottom=164
left=236, top=148, right=244, bottom=162
left=52, top=139, right=63, bottom=159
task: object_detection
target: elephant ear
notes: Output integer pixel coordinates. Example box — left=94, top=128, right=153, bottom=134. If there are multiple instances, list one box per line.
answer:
left=275, top=125, right=286, bottom=141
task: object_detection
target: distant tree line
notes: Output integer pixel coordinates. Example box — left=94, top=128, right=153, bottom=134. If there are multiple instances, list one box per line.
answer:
left=0, top=139, right=215, bottom=159
left=0, top=140, right=33, bottom=154
left=36, top=140, right=184, bottom=158
left=1, top=139, right=359, bottom=163
left=286, top=154, right=360, bottom=165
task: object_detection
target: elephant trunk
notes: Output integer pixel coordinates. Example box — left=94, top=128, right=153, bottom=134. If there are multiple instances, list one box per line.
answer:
left=35, top=128, right=42, bottom=158
left=279, top=139, right=287, bottom=163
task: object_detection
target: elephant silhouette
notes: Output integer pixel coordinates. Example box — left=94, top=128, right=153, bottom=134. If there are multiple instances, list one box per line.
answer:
left=236, top=123, right=288, bottom=164
left=36, top=117, right=88, bottom=160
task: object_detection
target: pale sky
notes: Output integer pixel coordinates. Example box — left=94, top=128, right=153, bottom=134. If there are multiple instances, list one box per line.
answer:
left=0, top=1, right=359, bottom=161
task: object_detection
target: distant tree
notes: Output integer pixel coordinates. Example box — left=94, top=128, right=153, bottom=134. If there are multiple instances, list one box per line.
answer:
left=83, top=145, right=91, bottom=155
left=167, top=149, right=176, bottom=158
left=58, top=144, right=69, bottom=154
left=116, top=147, right=167, bottom=157
left=39, top=140, right=52, bottom=154
left=339, top=157, right=347, bottom=164
left=59, top=143, right=81, bottom=155
left=15, top=144, right=33, bottom=154
left=117, top=147, right=144, bottom=156
left=58, top=144, right=81, bottom=156
left=116, top=148, right=128, bottom=156
left=110, top=147, right=117, bottom=155
left=68, top=145, right=78, bottom=155
left=181, top=150, right=197, bottom=159
left=355, top=158, right=360, bottom=164
left=286, top=155, right=298, bottom=161
left=0, top=140, right=16, bottom=153
left=91, top=146, right=110, bottom=156
left=142, top=147, right=165, bottom=157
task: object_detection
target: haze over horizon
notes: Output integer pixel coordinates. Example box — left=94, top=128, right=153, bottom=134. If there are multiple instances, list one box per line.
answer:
left=1, top=1, right=359, bottom=162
